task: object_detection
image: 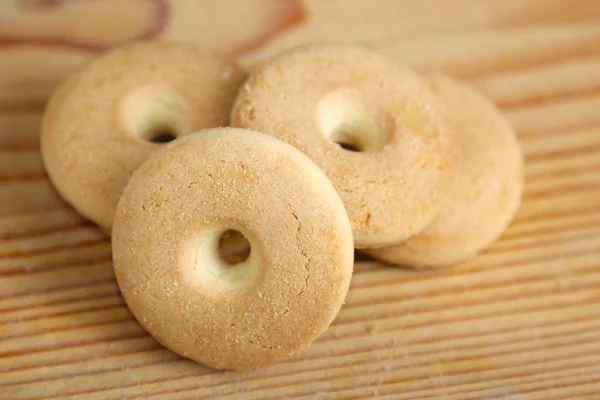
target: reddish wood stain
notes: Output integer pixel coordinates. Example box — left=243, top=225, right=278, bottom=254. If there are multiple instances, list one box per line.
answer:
left=18, top=0, right=64, bottom=10
left=0, top=0, right=170, bottom=52
left=0, top=0, right=306, bottom=56
left=233, top=0, right=306, bottom=56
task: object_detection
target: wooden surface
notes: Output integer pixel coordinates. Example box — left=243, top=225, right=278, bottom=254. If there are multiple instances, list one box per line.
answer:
left=1, top=0, right=600, bottom=398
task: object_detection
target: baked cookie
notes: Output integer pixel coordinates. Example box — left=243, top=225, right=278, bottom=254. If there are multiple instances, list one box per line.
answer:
left=366, top=74, right=524, bottom=268
left=41, top=41, right=246, bottom=231
left=112, top=128, right=354, bottom=370
left=231, top=44, right=460, bottom=248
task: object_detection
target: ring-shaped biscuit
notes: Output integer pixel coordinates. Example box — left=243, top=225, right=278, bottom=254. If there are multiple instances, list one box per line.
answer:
left=231, top=44, right=460, bottom=248
left=112, top=128, right=354, bottom=370
left=41, top=41, right=246, bottom=231
left=366, top=75, right=524, bottom=268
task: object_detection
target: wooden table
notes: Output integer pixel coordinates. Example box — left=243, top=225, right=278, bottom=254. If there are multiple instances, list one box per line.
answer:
left=1, top=1, right=600, bottom=398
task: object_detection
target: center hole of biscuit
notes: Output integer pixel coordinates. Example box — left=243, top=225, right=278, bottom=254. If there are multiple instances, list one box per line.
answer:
left=316, top=89, right=393, bottom=153
left=150, top=131, right=177, bottom=143
left=218, top=229, right=251, bottom=265
left=120, top=84, right=190, bottom=144
left=328, top=130, right=363, bottom=152
left=189, top=226, right=259, bottom=295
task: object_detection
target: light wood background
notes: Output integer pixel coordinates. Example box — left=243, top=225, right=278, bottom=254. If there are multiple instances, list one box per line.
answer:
left=1, top=0, right=600, bottom=398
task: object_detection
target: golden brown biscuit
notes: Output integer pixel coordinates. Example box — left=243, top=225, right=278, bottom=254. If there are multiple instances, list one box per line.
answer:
left=112, top=128, right=354, bottom=370
left=231, top=44, right=460, bottom=248
left=365, top=75, right=524, bottom=268
left=41, top=41, right=246, bottom=232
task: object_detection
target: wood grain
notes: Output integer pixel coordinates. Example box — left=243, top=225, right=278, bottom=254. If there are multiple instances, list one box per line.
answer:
left=1, top=0, right=599, bottom=398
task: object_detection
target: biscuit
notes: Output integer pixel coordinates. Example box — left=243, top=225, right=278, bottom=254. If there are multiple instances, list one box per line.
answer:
left=231, top=44, right=460, bottom=248
left=112, top=128, right=354, bottom=370
left=365, top=75, right=524, bottom=268
left=41, top=41, right=246, bottom=231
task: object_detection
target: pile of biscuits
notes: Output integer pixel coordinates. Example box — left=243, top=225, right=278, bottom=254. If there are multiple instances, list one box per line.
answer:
left=41, top=42, right=523, bottom=370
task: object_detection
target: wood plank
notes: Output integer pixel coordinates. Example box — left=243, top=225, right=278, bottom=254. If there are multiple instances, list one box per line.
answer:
left=0, top=1, right=599, bottom=398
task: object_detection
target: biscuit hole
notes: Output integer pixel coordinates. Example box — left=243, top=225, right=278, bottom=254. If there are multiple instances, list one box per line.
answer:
left=317, top=89, right=393, bottom=153
left=148, top=130, right=177, bottom=143
left=188, top=226, right=260, bottom=295
left=218, top=230, right=251, bottom=265
left=329, top=130, right=362, bottom=152
left=120, top=84, right=191, bottom=144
